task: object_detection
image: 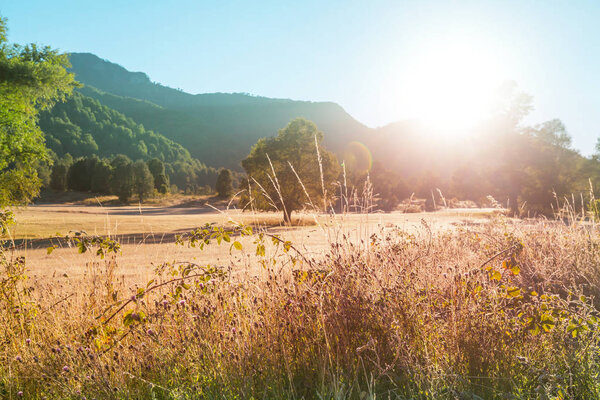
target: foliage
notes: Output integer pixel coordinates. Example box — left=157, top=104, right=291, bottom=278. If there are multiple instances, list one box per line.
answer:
left=40, top=92, right=191, bottom=163
left=147, top=158, right=169, bottom=194
left=242, top=118, right=340, bottom=223
left=0, top=16, right=78, bottom=207
left=110, top=155, right=134, bottom=203
left=215, top=168, right=234, bottom=198
left=50, top=159, right=70, bottom=191
left=132, top=160, right=154, bottom=203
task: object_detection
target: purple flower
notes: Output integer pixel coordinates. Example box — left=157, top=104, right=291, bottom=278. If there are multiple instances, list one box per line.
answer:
left=17, top=391, right=23, bottom=397
left=25, top=338, right=31, bottom=345
left=63, top=365, right=70, bottom=372
left=178, top=300, right=186, bottom=306
left=15, top=355, right=22, bottom=362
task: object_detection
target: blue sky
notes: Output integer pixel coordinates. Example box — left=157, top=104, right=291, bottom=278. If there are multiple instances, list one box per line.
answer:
left=2, top=0, right=600, bottom=154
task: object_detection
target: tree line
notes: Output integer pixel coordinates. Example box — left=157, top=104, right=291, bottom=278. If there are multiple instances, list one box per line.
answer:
left=45, top=154, right=237, bottom=203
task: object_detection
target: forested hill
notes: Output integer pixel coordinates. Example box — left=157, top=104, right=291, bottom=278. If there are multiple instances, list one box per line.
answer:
left=39, top=92, right=192, bottom=164
left=68, top=52, right=370, bottom=169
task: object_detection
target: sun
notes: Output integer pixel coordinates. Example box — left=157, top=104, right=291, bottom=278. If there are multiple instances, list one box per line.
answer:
left=397, top=41, right=505, bottom=135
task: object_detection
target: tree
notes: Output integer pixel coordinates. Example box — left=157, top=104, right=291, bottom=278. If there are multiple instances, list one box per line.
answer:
left=241, top=118, right=340, bottom=223
left=0, top=16, right=78, bottom=207
left=90, top=159, right=112, bottom=194
left=67, top=157, right=98, bottom=192
left=110, top=155, right=134, bottom=203
left=147, top=158, right=169, bottom=194
left=215, top=168, right=233, bottom=198
left=133, top=160, right=154, bottom=203
left=479, top=82, right=534, bottom=215
left=50, top=162, right=69, bottom=191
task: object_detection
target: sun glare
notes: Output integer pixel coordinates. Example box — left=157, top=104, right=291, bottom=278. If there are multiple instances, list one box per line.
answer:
left=398, top=41, right=505, bottom=135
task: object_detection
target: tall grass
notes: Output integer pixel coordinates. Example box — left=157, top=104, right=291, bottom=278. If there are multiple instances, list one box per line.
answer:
left=2, top=212, right=600, bottom=399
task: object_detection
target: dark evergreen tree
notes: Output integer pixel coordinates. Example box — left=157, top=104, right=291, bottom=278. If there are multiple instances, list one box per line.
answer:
left=133, top=160, right=154, bottom=203
left=147, top=158, right=169, bottom=194
left=215, top=169, right=233, bottom=198
left=110, top=155, right=134, bottom=203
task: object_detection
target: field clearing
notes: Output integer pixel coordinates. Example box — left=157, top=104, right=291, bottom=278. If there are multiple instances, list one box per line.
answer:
left=4, top=205, right=600, bottom=398
left=5, top=205, right=502, bottom=282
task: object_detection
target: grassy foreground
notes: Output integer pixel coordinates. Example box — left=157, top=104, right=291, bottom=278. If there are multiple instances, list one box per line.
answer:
left=2, top=216, right=600, bottom=399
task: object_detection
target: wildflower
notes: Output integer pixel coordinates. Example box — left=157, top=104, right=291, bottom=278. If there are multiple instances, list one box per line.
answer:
left=17, top=391, right=23, bottom=397
left=25, top=338, right=31, bottom=345
left=63, top=365, right=70, bottom=372
left=15, top=355, right=22, bottom=362
left=146, top=328, right=155, bottom=336
left=178, top=299, right=186, bottom=306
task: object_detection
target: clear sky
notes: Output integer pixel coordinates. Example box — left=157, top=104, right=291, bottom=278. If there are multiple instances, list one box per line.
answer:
left=2, top=0, right=600, bottom=154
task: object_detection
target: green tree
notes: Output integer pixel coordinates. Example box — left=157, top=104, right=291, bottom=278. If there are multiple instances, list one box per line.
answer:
left=110, top=155, right=134, bottom=203
left=147, top=158, right=169, bottom=194
left=0, top=16, right=78, bottom=207
left=133, top=160, right=154, bottom=203
left=91, top=159, right=112, bottom=194
left=50, top=162, right=69, bottom=191
left=215, top=168, right=233, bottom=198
left=241, top=118, right=340, bottom=223
left=67, top=157, right=98, bottom=192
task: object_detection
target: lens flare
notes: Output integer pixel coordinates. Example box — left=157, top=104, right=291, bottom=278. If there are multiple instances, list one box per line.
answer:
left=342, top=141, right=372, bottom=173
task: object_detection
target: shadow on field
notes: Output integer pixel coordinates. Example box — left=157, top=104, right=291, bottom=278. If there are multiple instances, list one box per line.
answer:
left=2, top=231, right=188, bottom=250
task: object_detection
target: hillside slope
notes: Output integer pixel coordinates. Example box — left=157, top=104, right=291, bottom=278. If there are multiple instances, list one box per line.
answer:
left=68, top=53, right=370, bottom=169
left=39, top=92, right=193, bottom=164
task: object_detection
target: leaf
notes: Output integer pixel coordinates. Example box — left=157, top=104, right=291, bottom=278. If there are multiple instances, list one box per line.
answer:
left=47, top=246, right=55, bottom=255
left=233, top=241, right=243, bottom=251
left=506, top=286, right=521, bottom=298
left=540, top=314, right=555, bottom=332
left=489, top=269, right=502, bottom=281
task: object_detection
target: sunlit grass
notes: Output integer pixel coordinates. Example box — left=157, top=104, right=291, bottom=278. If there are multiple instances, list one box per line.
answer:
left=2, top=213, right=600, bottom=399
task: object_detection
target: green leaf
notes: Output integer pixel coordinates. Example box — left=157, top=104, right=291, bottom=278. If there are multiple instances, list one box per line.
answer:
left=47, top=246, right=55, bottom=255
left=233, top=241, right=243, bottom=251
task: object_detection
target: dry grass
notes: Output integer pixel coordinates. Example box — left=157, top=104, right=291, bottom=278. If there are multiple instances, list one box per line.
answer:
left=1, top=210, right=600, bottom=399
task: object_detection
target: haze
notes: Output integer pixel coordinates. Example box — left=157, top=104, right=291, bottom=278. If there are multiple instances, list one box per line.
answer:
left=3, top=0, right=600, bottom=153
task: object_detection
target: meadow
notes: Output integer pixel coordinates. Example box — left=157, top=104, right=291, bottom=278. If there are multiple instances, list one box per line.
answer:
left=2, top=205, right=600, bottom=399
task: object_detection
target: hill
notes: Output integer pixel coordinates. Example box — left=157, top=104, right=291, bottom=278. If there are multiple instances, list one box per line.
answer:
left=68, top=53, right=370, bottom=169
left=39, top=92, right=192, bottom=164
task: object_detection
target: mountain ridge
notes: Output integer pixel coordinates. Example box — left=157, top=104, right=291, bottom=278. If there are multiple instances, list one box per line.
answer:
left=67, top=52, right=371, bottom=169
